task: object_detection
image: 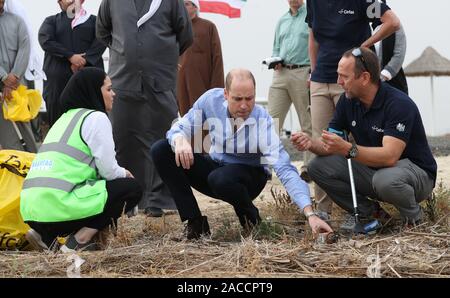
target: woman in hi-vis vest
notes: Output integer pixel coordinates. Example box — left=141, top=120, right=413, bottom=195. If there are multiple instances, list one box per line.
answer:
left=20, top=67, right=142, bottom=251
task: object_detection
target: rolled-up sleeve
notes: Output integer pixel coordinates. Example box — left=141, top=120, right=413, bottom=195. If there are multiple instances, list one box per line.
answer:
left=260, top=115, right=312, bottom=210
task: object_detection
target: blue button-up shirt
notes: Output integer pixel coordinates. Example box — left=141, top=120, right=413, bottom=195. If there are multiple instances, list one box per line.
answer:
left=167, top=88, right=311, bottom=210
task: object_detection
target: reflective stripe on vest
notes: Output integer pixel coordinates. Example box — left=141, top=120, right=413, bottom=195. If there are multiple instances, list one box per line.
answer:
left=36, top=108, right=95, bottom=168
left=60, top=109, right=87, bottom=143
left=23, top=108, right=96, bottom=190
left=39, top=143, right=95, bottom=169
left=23, top=177, right=75, bottom=192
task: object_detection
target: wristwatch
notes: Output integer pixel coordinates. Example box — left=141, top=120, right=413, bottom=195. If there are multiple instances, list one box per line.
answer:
left=346, top=143, right=358, bottom=159
left=304, top=210, right=319, bottom=219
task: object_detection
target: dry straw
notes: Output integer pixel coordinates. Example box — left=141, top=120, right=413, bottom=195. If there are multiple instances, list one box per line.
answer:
left=0, top=209, right=448, bottom=278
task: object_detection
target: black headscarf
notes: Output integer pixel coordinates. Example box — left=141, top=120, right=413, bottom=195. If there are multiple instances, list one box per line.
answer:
left=57, top=67, right=107, bottom=118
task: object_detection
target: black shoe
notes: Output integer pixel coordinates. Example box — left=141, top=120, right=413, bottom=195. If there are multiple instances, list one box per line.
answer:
left=300, top=170, right=312, bottom=183
left=402, top=207, right=424, bottom=228
left=126, top=206, right=139, bottom=218
left=60, top=234, right=99, bottom=252
left=25, top=229, right=49, bottom=251
left=144, top=207, right=163, bottom=218
left=238, top=209, right=262, bottom=231
left=185, top=216, right=211, bottom=240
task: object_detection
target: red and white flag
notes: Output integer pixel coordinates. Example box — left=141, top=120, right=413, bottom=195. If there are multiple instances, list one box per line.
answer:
left=199, top=0, right=246, bottom=18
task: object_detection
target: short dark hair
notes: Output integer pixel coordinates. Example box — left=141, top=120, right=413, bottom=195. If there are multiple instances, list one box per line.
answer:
left=225, top=69, right=256, bottom=91
left=343, top=47, right=380, bottom=84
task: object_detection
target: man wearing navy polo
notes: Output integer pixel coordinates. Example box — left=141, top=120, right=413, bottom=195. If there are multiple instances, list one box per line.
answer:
left=292, top=48, right=436, bottom=230
left=306, top=0, right=401, bottom=217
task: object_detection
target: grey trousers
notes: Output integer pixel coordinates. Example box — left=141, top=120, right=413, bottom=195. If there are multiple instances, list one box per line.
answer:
left=308, top=155, right=435, bottom=221
left=112, top=88, right=178, bottom=210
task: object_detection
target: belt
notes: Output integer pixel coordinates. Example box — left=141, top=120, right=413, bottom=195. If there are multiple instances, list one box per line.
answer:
left=284, top=64, right=309, bottom=70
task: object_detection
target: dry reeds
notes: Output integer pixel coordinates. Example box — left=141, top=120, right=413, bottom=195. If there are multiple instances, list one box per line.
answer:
left=1, top=182, right=448, bottom=278
left=0, top=211, right=448, bottom=278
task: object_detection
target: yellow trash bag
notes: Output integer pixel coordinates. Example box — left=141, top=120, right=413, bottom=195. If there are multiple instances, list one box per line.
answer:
left=2, top=85, right=43, bottom=122
left=0, top=150, right=35, bottom=250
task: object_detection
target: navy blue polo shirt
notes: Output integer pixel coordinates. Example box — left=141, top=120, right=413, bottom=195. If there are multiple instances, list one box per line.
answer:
left=329, top=83, right=437, bottom=182
left=306, top=0, right=390, bottom=83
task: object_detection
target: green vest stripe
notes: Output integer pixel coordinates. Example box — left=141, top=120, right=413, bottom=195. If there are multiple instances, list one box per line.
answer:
left=59, top=109, right=88, bottom=143
left=23, top=177, right=75, bottom=192
left=39, top=143, right=95, bottom=169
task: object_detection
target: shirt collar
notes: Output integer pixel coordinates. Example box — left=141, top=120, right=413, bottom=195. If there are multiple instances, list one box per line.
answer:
left=289, top=5, right=305, bottom=17
left=370, top=82, right=386, bottom=110
left=353, top=83, right=385, bottom=113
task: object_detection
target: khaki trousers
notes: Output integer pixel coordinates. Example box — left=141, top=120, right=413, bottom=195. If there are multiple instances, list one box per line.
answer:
left=310, top=81, right=344, bottom=213
left=268, top=67, right=312, bottom=168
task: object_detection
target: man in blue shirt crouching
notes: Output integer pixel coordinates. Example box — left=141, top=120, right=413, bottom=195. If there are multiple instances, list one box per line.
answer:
left=151, top=69, right=332, bottom=240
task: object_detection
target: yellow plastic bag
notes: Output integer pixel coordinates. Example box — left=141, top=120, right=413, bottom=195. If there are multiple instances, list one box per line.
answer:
left=2, top=85, right=43, bottom=122
left=0, top=150, right=35, bottom=250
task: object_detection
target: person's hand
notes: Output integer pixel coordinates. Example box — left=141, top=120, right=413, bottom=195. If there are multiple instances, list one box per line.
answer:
left=69, top=53, right=86, bottom=68
left=360, top=41, right=371, bottom=49
left=321, top=130, right=350, bottom=155
left=380, top=74, right=389, bottom=82
left=3, top=74, right=19, bottom=89
left=291, top=132, right=312, bottom=151
left=174, top=136, right=194, bottom=170
left=308, top=215, right=333, bottom=235
left=274, top=63, right=283, bottom=71
left=1, top=86, right=13, bottom=101
left=71, top=64, right=83, bottom=73
left=125, top=169, right=134, bottom=178
left=178, top=63, right=182, bottom=71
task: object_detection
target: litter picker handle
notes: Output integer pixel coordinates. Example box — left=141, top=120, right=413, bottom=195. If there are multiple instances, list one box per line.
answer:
left=347, top=158, right=359, bottom=218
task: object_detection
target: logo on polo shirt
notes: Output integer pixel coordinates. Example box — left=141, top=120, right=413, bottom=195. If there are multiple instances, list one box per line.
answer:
left=352, top=121, right=356, bottom=127
left=372, top=125, right=384, bottom=133
left=396, top=123, right=406, bottom=132
left=338, top=9, right=355, bottom=15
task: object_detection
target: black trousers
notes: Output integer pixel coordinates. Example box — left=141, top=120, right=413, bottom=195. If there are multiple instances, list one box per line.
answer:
left=27, top=178, right=142, bottom=247
left=151, top=139, right=268, bottom=226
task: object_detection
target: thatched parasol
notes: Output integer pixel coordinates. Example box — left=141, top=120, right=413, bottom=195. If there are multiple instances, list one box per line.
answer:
left=405, top=47, right=450, bottom=135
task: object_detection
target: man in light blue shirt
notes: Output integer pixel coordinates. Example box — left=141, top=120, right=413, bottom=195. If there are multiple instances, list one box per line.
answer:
left=268, top=0, right=312, bottom=182
left=151, top=69, right=332, bottom=240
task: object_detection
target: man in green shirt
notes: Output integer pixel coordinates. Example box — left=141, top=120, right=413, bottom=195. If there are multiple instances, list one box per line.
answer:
left=268, top=0, right=312, bottom=181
